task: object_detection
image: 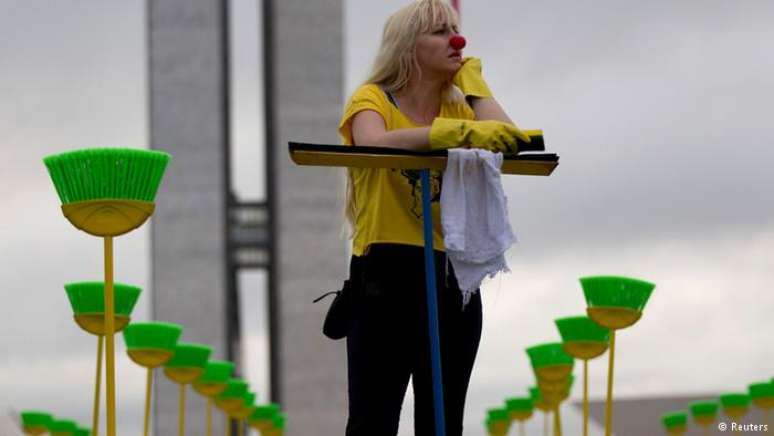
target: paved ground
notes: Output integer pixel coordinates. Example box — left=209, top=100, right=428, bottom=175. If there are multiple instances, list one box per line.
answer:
left=578, top=394, right=770, bottom=435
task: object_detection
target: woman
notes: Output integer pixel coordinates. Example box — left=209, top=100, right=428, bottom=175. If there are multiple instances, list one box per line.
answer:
left=338, top=1, right=529, bottom=434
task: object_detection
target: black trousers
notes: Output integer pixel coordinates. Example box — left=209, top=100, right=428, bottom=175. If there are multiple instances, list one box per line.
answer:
left=345, top=244, right=483, bottom=436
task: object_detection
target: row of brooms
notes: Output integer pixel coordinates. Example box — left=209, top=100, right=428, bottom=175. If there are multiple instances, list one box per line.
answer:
left=481, top=275, right=774, bottom=436
left=660, top=381, right=774, bottom=434
left=17, top=148, right=285, bottom=436
left=482, top=275, right=656, bottom=436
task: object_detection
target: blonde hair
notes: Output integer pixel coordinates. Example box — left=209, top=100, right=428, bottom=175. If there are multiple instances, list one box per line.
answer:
left=367, top=0, right=461, bottom=100
left=344, top=0, right=462, bottom=236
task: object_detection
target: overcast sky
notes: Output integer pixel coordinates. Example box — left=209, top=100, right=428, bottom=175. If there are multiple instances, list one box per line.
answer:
left=2, top=0, right=774, bottom=434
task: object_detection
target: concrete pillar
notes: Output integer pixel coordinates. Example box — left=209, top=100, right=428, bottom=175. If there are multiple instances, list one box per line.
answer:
left=148, top=0, right=230, bottom=434
left=267, top=0, right=348, bottom=433
left=148, top=0, right=347, bottom=433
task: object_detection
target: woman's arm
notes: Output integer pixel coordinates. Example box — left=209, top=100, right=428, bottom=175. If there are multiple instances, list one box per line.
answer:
left=468, top=96, right=514, bottom=124
left=453, top=57, right=516, bottom=125
left=350, top=110, right=431, bottom=151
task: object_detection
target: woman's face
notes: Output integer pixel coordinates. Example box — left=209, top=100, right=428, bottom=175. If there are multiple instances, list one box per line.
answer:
left=415, top=21, right=463, bottom=80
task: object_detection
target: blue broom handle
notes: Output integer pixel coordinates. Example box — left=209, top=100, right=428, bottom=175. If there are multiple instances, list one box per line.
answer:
left=420, top=169, right=446, bottom=436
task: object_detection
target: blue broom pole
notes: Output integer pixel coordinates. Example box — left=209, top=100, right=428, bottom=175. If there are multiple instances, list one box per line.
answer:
left=420, top=169, right=446, bottom=436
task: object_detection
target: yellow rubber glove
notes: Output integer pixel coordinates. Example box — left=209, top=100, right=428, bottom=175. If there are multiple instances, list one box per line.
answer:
left=429, top=117, right=531, bottom=153
left=452, top=57, right=493, bottom=99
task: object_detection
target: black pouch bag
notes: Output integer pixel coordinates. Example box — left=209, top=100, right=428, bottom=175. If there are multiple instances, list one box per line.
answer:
left=313, top=256, right=362, bottom=340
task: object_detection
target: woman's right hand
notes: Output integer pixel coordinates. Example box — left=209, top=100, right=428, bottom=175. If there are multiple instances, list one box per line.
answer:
left=429, top=117, right=531, bottom=153
left=453, top=57, right=493, bottom=100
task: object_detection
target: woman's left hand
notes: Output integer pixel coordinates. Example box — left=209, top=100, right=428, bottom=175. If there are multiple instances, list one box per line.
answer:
left=452, top=57, right=493, bottom=99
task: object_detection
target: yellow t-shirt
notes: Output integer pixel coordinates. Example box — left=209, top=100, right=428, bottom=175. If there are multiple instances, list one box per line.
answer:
left=338, top=84, right=475, bottom=256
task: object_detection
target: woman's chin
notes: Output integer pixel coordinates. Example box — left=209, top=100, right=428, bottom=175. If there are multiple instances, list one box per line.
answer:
left=440, top=60, right=461, bottom=72
left=423, top=65, right=459, bottom=82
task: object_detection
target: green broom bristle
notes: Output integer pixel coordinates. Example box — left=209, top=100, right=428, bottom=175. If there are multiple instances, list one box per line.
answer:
left=74, top=427, right=91, bottom=436
left=43, top=148, right=171, bottom=204
left=164, top=343, right=211, bottom=368
left=526, top=343, right=574, bottom=369
left=197, top=360, right=235, bottom=384
left=720, top=393, right=751, bottom=408
left=218, top=378, right=249, bottom=399
left=272, top=413, right=286, bottom=429
left=20, top=411, right=54, bottom=428
left=661, top=411, right=688, bottom=428
left=689, top=401, right=719, bottom=417
left=555, top=316, right=609, bottom=343
left=580, top=275, right=655, bottom=311
left=505, top=397, right=533, bottom=412
left=64, top=281, right=142, bottom=316
left=486, top=408, right=510, bottom=422
left=123, top=322, right=183, bottom=350
left=48, top=419, right=79, bottom=433
left=250, top=404, right=280, bottom=421
left=749, top=382, right=774, bottom=399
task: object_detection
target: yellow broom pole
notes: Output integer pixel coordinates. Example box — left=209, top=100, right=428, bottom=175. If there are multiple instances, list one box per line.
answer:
left=206, top=398, right=212, bottom=436
left=554, top=406, right=562, bottom=436
left=583, top=359, right=589, bottom=436
left=225, top=415, right=230, bottom=436
left=179, top=384, right=186, bottom=436
left=104, top=236, right=117, bottom=436
left=604, top=330, right=617, bottom=436
left=92, top=335, right=103, bottom=436
left=237, top=419, right=244, bottom=436
left=143, top=368, right=152, bottom=436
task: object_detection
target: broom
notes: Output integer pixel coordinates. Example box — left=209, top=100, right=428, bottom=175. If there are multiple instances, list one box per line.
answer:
left=48, top=419, right=79, bottom=436
left=504, top=398, right=534, bottom=436
left=44, top=148, right=170, bottom=436
left=123, top=321, right=184, bottom=436
left=163, top=343, right=212, bottom=436
left=215, top=379, right=249, bottom=435
left=19, top=411, right=53, bottom=435
left=74, top=427, right=91, bottom=436
left=266, top=413, right=286, bottom=436
left=581, top=276, right=655, bottom=436
left=193, top=360, right=235, bottom=436
left=555, top=316, right=609, bottom=436
left=65, top=281, right=142, bottom=436
left=661, top=411, right=688, bottom=435
left=248, top=404, right=280, bottom=434
left=230, top=392, right=257, bottom=436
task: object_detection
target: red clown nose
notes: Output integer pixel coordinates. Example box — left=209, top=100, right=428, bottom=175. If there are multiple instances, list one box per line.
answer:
left=449, top=34, right=466, bottom=50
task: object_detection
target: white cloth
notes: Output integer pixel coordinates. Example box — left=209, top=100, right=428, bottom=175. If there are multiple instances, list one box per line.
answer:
left=441, top=149, right=517, bottom=306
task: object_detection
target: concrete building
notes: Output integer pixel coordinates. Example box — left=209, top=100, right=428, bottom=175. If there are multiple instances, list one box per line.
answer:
left=149, top=0, right=346, bottom=434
